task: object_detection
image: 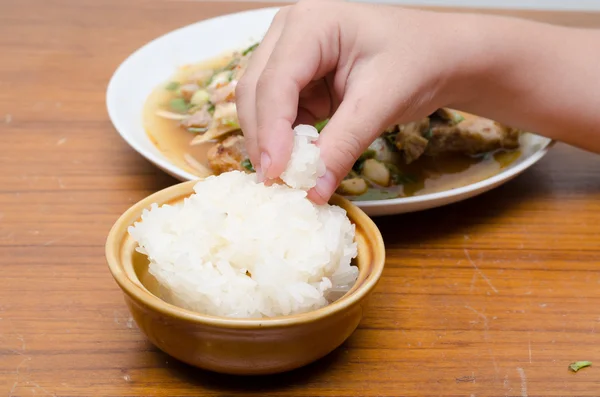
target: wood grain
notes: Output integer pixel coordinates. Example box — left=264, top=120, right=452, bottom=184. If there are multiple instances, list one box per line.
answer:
left=1, top=1, right=600, bottom=396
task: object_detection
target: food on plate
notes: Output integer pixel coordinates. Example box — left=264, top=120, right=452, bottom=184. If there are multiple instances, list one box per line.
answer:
left=143, top=42, right=524, bottom=200
left=128, top=125, right=359, bottom=319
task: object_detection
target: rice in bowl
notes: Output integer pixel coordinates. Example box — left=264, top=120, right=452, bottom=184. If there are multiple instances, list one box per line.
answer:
left=128, top=126, right=359, bottom=318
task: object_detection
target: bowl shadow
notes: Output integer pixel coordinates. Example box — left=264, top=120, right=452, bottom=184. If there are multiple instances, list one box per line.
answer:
left=152, top=339, right=349, bottom=393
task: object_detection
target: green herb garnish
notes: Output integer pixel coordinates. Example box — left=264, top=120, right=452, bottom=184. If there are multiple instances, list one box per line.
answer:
left=358, top=149, right=377, bottom=162
left=315, top=119, right=329, bottom=133
left=452, top=112, right=465, bottom=124
left=242, top=43, right=259, bottom=56
left=352, top=149, right=377, bottom=173
left=165, top=81, right=180, bottom=91
left=569, top=361, right=592, bottom=372
left=241, top=159, right=255, bottom=172
left=187, top=127, right=208, bottom=134
left=386, top=163, right=417, bottom=185
left=207, top=103, right=215, bottom=114
left=385, top=132, right=398, bottom=146
left=423, top=128, right=433, bottom=139
left=169, top=98, right=190, bottom=113
left=392, top=173, right=417, bottom=185
left=223, top=58, right=239, bottom=71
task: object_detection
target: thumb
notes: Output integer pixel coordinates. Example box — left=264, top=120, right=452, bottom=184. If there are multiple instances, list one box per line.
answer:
left=309, top=97, right=392, bottom=204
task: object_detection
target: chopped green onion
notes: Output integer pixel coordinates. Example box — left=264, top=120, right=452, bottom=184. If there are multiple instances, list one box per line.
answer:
left=569, top=361, right=592, bottom=372
left=187, top=127, right=208, bottom=134
left=386, top=163, right=417, bottom=185
left=169, top=98, right=189, bottom=113
left=242, top=43, right=259, bottom=56
left=315, top=119, right=329, bottom=132
left=207, top=103, right=215, bottom=114
left=352, top=149, right=377, bottom=173
left=165, top=81, right=180, bottom=91
left=241, top=159, right=255, bottom=172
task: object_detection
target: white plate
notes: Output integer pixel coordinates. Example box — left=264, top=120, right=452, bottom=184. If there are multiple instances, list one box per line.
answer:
left=106, top=6, right=553, bottom=217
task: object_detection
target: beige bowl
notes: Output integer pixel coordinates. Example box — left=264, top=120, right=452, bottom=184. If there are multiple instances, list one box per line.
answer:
left=105, top=180, right=385, bottom=375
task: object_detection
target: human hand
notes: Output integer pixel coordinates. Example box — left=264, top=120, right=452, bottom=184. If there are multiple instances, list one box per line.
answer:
left=236, top=0, right=477, bottom=203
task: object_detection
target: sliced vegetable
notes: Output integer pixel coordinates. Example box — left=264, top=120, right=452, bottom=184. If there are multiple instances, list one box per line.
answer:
left=569, top=361, right=592, bottom=372
left=169, top=98, right=189, bottom=113
left=337, top=178, right=368, bottom=196
left=165, top=81, right=180, bottom=91
left=187, top=127, right=208, bottom=134
left=241, top=159, right=255, bottom=172
left=361, top=159, right=391, bottom=187
left=155, top=110, right=189, bottom=121
left=368, top=137, right=401, bottom=164
left=242, top=43, right=259, bottom=56
left=190, top=90, right=210, bottom=107
left=315, top=119, right=329, bottom=132
left=208, top=71, right=233, bottom=88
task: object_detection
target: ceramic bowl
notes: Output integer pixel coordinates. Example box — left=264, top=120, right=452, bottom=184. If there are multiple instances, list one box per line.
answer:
left=105, top=180, right=385, bottom=375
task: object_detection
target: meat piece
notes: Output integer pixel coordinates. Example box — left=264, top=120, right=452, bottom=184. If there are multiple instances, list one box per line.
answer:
left=180, top=107, right=212, bottom=128
left=393, top=109, right=521, bottom=163
left=178, top=83, right=200, bottom=101
left=426, top=117, right=520, bottom=156
left=394, top=118, right=430, bottom=164
left=430, top=108, right=455, bottom=123
left=207, top=134, right=248, bottom=174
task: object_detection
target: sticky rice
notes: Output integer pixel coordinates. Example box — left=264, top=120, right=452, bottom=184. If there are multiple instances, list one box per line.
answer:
left=128, top=125, right=359, bottom=318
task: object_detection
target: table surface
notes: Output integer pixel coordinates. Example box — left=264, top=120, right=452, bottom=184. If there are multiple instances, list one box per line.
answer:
left=2, top=1, right=600, bottom=396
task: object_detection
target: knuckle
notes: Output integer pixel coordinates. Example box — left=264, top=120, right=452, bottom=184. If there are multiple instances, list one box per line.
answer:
left=325, top=133, right=363, bottom=178
left=255, top=66, right=276, bottom=97
left=273, top=7, right=289, bottom=23
left=234, top=78, right=251, bottom=101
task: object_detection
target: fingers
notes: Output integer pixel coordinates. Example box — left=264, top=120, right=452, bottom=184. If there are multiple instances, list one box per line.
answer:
left=307, top=93, right=392, bottom=204
left=254, top=7, right=341, bottom=179
left=235, top=7, right=289, bottom=174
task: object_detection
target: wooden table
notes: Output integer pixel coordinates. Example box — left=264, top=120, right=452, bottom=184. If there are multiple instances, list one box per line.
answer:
left=2, top=1, right=600, bottom=396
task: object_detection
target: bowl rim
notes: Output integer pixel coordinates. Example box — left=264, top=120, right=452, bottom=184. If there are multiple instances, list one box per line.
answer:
left=105, top=179, right=386, bottom=329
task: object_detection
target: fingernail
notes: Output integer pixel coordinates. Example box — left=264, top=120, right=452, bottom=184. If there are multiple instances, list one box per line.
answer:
left=260, top=152, right=272, bottom=178
left=255, top=165, right=264, bottom=182
left=314, top=170, right=336, bottom=203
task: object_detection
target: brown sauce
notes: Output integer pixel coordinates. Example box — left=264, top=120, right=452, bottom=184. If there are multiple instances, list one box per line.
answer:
left=143, top=58, right=522, bottom=200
